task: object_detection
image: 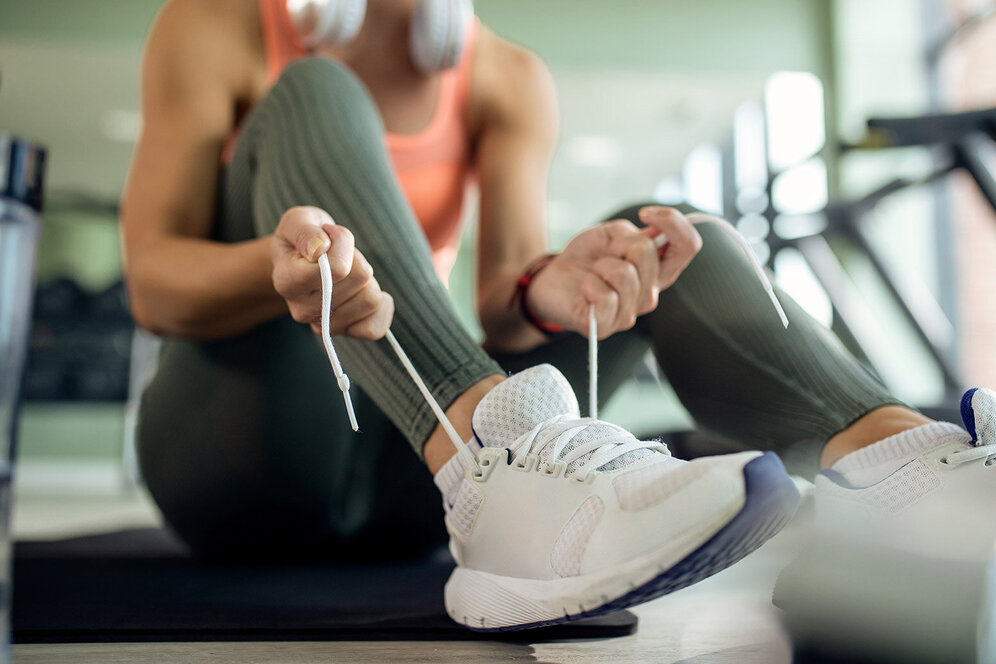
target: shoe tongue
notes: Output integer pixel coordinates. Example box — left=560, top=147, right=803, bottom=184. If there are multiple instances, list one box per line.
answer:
left=472, top=364, right=579, bottom=448
left=962, top=387, right=996, bottom=445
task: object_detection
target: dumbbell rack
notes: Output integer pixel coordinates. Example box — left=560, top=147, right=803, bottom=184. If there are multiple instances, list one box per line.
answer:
left=23, top=279, right=134, bottom=404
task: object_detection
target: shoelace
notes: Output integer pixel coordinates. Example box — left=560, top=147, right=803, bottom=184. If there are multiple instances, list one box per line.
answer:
left=317, top=253, right=477, bottom=470
left=509, top=413, right=669, bottom=481
left=318, top=253, right=358, bottom=430
left=944, top=442, right=996, bottom=467
left=318, top=215, right=787, bottom=469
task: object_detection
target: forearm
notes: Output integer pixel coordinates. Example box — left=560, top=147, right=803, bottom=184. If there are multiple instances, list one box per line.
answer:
left=479, top=265, right=548, bottom=354
left=126, top=234, right=288, bottom=339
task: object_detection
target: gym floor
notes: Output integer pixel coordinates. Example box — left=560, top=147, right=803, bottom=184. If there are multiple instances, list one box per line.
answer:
left=12, top=458, right=806, bottom=664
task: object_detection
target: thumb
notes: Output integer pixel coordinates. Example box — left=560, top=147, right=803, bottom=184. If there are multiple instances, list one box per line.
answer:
left=280, top=206, right=334, bottom=262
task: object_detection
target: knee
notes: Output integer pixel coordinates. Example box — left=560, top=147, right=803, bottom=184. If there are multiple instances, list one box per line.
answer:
left=277, top=56, right=355, bottom=91
left=269, top=57, right=378, bottom=119
left=250, top=56, right=384, bottom=152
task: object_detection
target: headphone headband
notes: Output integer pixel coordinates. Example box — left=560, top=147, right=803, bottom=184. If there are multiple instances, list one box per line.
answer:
left=285, top=0, right=473, bottom=73
left=286, top=0, right=367, bottom=49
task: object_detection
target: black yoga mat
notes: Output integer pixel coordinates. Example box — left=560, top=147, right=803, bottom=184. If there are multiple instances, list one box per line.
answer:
left=12, top=528, right=637, bottom=643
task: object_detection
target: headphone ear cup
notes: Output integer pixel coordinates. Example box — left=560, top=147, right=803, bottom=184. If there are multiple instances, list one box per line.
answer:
left=409, top=0, right=473, bottom=74
left=289, top=0, right=367, bottom=49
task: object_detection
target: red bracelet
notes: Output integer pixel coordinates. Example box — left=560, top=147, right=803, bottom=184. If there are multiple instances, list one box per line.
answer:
left=508, top=253, right=566, bottom=336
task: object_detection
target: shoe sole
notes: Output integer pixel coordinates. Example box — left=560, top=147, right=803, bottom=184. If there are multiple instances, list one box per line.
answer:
left=448, top=451, right=800, bottom=632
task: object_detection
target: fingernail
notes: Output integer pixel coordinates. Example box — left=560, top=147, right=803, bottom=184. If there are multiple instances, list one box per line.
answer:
left=306, top=236, right=325, bottom=261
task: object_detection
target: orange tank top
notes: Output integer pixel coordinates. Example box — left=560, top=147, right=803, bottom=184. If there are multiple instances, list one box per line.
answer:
left=248, top=0, right=477, bottom=283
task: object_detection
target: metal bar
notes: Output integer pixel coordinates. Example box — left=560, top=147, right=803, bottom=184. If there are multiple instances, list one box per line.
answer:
left=840, top=225, right=962, bottom=394
left=796, top=236, right=900, bottom=387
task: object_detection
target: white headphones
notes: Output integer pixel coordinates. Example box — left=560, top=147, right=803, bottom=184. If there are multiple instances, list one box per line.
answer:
left=286, top=0, right=474, bottom=74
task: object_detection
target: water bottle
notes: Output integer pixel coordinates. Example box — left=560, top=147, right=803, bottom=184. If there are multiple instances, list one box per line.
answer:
left=0, top=133, right=46, bottom=662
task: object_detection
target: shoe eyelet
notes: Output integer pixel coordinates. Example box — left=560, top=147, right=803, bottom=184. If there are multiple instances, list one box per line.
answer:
left=538, top=460, right=566, bottom=478
left=939, top=457, right=949, bottom=465
left=471, top=451, right=503, bottom=483
left=511, top=454, right=537, bottom=472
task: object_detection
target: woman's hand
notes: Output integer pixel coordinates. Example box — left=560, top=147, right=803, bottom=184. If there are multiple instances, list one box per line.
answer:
left=271, top=206, right=394, bottom=340
left=527, top=206, right=702, bottom=339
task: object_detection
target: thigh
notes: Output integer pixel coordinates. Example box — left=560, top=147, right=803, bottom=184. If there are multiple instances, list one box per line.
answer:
left=640, top=217, right=898, bottom=468
left=137, top=318, right=445, bottom=561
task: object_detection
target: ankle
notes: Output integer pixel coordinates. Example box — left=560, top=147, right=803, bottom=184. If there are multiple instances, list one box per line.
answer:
left=820, top=405, right=933, bottom=469
left=424, top=374, right=505, bottom=475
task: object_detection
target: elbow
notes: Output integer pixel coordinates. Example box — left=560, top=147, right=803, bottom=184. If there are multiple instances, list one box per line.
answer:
left=121, top=230, right=165, bottom=334
left=127, top=281, right=212, bottom=338
left=122, top=246, right=206, bottom=337
left=123, top=260, right=188, bottom=336
left=124, top=274, right=167, bottom=336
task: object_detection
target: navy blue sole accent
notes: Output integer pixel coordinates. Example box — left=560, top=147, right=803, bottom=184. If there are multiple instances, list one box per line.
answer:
left=468, top=452, right=801, bottom=632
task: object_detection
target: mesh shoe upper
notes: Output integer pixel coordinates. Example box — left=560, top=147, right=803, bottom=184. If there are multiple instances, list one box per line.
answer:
left=471, top=364, right=671, bottom=482
left=815, top=387, right=996, bottom=555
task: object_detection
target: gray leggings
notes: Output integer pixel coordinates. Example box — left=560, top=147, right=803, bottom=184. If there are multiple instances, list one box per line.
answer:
left=136, top=58, right=898, bottom=560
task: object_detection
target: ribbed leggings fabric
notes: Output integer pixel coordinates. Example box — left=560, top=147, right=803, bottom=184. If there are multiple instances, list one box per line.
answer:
left=136, top=58, right=898, bottom=560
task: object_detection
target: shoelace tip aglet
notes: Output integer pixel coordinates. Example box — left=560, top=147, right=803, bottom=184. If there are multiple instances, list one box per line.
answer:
left=336, top=373, right=358, bottom=431
left=318, top=252, right=362, bottom=431
left=343, top=392, right=359, bottom=431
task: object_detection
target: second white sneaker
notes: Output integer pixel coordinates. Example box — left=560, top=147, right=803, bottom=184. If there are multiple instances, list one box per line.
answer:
left=433, top=364, right=800, bottom=631
left=816, top=387, right=996, bottom=555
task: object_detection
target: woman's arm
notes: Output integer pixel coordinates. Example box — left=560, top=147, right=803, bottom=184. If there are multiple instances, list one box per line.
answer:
left=471, top=30, right=703, bottom=351
left=120, top=0, right=288, bottom=339
left=471, top=30, right=560, bottom=354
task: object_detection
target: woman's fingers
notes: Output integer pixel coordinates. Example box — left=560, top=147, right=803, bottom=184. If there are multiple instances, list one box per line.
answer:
left=328, top=250, right=374, bottom=303
left=271, top=206, right=392, bottom=339
left=580, top=271, right=619, bottom=339
left=622, top=234, right=661, bottom=314
left=591, top=256, right=641, bottom=332
left=320, top=222, right=356, bottom=280
left=344, top=292, right=394, bottom=340
left=638, top=206, right=702, bottom=289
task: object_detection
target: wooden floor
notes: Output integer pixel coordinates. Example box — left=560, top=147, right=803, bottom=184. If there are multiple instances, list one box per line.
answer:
left=11, top=466, right=805, bottom=664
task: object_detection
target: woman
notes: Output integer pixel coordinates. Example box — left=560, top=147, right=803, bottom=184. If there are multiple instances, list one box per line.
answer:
left=121, top=0, right=987, bottom=632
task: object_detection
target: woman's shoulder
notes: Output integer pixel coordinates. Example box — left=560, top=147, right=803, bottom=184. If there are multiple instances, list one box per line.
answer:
left=474, top=24, right=550, bottom=85
left=144, top=0, right=265, bottom=102
left=153, top=0, right=249, bottom=37
left=469, top=24, right=557, bottom=132
left=148, top=0, right=261, bottom=68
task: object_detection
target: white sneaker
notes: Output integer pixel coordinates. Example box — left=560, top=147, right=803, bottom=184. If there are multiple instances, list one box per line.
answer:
left=778, top=389, right=996, bottom=662
left=815, top=387, right=996, bottom=555
left=434, top=364, right=800, bottom=631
